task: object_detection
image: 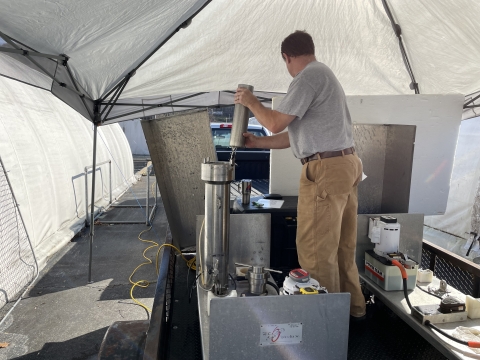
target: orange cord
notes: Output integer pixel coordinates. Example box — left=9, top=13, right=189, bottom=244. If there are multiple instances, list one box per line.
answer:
left=391, top=259, right=407, bottom=279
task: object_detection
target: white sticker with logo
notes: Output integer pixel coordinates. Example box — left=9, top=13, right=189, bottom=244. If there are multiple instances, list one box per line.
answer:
left=260, top=323, right=303, bottom=346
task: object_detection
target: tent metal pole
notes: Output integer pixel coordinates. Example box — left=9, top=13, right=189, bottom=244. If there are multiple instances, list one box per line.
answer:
left=104, top=92, right=211, bottom=122
left=100, top=92, right=208, bottom=108
left=64, top=62, right=94, bottom=120
left=464, top=93, right=480, bottom=108
left=88, top=117, right=99, bottom=284
left=23, top=55, right=86, bottom=97
left=0, top=47, right=66, bottom=61
left=101, top=76, right=131, bottom=120
left=381, top=0, right=419, bottom=94
left=100, top=78, right=129, bottom=116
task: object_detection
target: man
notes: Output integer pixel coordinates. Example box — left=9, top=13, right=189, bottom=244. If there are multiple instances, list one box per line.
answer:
left=234, top=30, right=366, bottom=319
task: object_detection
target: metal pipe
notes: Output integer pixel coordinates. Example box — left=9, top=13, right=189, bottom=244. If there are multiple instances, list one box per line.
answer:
left=148, top=204, right=157, bottom=224
left=88, top=122, right=99, bottom=283
left=146, top=165, right=150, bottom=225
left=200, top=160, right=234, bottom=295
left=98, top=220, right=149, bottom=224
left=0, top=46, right=67, bottom=60
left=230, top=84, right=254, bottom=149
left=109, top=160, right=112, bottom=204
left=84, top=168, right=89, bottom=226
left=155, top=176, right=158, bottom=207
left=64, top=63, right=94, bottom=120
left=84, top=160, right=112, bottom=226
left=110, top=205, right=143, bottom=208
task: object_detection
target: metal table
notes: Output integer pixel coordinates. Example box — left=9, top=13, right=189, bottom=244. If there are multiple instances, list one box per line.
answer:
left=360, top=272, right=480, bottom=360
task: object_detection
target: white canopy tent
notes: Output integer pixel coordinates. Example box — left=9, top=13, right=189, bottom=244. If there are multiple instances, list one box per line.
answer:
left=2, top=0, right=480, bottom=279
left=1, top=0, right=480, bottom=123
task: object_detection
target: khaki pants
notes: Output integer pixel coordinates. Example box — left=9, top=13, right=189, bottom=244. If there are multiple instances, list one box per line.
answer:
left=296, top=152, right=366, bottom=317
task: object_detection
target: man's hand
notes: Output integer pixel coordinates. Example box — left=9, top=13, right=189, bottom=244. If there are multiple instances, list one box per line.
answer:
left=235, top=88, right=258, bottom=108
left=234, top=87, right=295, bottom=134
left=243, top=132, right=258, bottom=148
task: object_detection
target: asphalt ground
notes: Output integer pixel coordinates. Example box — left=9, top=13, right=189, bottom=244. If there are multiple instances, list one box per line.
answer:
left=0, top=171, right=167, bottom=360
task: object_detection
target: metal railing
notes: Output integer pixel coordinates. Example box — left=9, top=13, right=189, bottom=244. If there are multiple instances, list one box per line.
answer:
left=108, top=164, right=158, bottom=225
left=422, top=240, right=480, bottom=297
left=84, top=160, right=112, bottom=226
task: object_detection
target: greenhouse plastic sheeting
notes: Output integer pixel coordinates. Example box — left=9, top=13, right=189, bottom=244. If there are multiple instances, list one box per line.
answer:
left=425, top=118, right=480, bottom=238
left=0, top=76, right=135, bottom=270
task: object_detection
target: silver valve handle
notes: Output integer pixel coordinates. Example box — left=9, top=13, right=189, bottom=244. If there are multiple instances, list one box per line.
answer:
left=234, top=262, right=282, bottom=274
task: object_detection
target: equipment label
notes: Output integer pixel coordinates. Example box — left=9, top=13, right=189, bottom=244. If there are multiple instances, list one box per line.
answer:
left=365, top=260, right=385, bottom=281
left=260, top=323, right=302, bottom=346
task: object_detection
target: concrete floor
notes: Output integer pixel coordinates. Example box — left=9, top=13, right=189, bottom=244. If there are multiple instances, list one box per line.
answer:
left=0, top=173, right=167, bottom=360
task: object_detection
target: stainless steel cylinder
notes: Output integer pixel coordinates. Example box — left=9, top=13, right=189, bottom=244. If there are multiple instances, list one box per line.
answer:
left=200, top=160, right=235, bottom=295
left=239, top=179, right=252, bottom=205
left=248, top=266, right=269, bottom=295
left=230, top=84, right=254, bottom=148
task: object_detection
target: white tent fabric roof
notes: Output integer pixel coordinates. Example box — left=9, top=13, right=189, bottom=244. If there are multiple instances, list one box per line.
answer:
left=1, top=0, right=480, bottom=121
left=0, top=0, right=207, bottom=100
left=124, top=0, right=480, bottom=98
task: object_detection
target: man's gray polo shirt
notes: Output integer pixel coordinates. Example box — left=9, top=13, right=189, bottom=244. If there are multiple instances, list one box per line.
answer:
left=276, top=61, right=353, bottom=159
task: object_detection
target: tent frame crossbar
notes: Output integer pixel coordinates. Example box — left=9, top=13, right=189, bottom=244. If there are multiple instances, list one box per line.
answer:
left=0, top=46, right=66, bottom=61
left=101, top=75, right=132, bottom=121
left=99, top=77, right=129, bottom=104
left=102, top=91, right=208, bottom=122
left=464, top=93, right=480, bottom=108
left=64, top=62, right=94, bottom=120
left=101, top=90, right=273, bottom=123
left=382, top=0, right=420, bottom=94
left=223, top=89, right=273, bottom=103
left=0, top=31, right=89, bottom=100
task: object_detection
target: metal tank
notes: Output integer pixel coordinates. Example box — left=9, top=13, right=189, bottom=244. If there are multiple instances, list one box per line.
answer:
left=200, top=159, right=235, bottom=295
left=230, top=84, right=254, bottom=149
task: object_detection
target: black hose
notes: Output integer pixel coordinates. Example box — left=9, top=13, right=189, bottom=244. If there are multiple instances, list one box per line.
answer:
left=402, top=278, right=414, bottom=311
left=401, top=272, right=470, bottom=347
left=229, top=273, right=237, bottom=290
left=267, top=280, right=280, bottom=295
left=425, top=321, right=469, bottom=345
left=415, top=284, right=443, bottom=300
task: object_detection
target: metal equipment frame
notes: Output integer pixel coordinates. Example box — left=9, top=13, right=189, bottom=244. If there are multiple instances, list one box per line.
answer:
left=84, top=160, right=112, bottom=226
left=106, top=164, right=158, bottom=225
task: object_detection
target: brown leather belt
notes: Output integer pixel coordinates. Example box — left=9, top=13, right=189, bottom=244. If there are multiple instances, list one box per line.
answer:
left=300, top=147, right=355, bottom=165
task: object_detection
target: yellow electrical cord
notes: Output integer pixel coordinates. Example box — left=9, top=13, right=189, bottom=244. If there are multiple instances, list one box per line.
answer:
left=155, top=243, right=196, bottom=275
left=129, top=226, right=159, bottom=313
left=129, top=224, right=197, bottom=313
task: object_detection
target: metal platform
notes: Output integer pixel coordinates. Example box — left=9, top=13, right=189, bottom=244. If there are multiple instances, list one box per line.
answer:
left=163, top=255, right=447, bottom=360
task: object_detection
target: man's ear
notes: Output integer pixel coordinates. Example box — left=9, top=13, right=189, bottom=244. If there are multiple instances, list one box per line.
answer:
left=282, top=53, right=291, bottom=63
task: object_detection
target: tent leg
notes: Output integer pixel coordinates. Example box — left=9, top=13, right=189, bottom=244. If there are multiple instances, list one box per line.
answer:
left=88, top=122, right=99, bottom=284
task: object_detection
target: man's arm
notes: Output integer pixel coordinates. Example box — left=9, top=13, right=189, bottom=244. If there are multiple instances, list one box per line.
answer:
left=243, top=131, right=290, bottom=149
left=235, top=88, right=295, bottom=134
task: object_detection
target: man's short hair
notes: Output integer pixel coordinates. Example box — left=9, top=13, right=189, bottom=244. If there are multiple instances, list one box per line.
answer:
left=281, top=30, right=315, bottom=58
